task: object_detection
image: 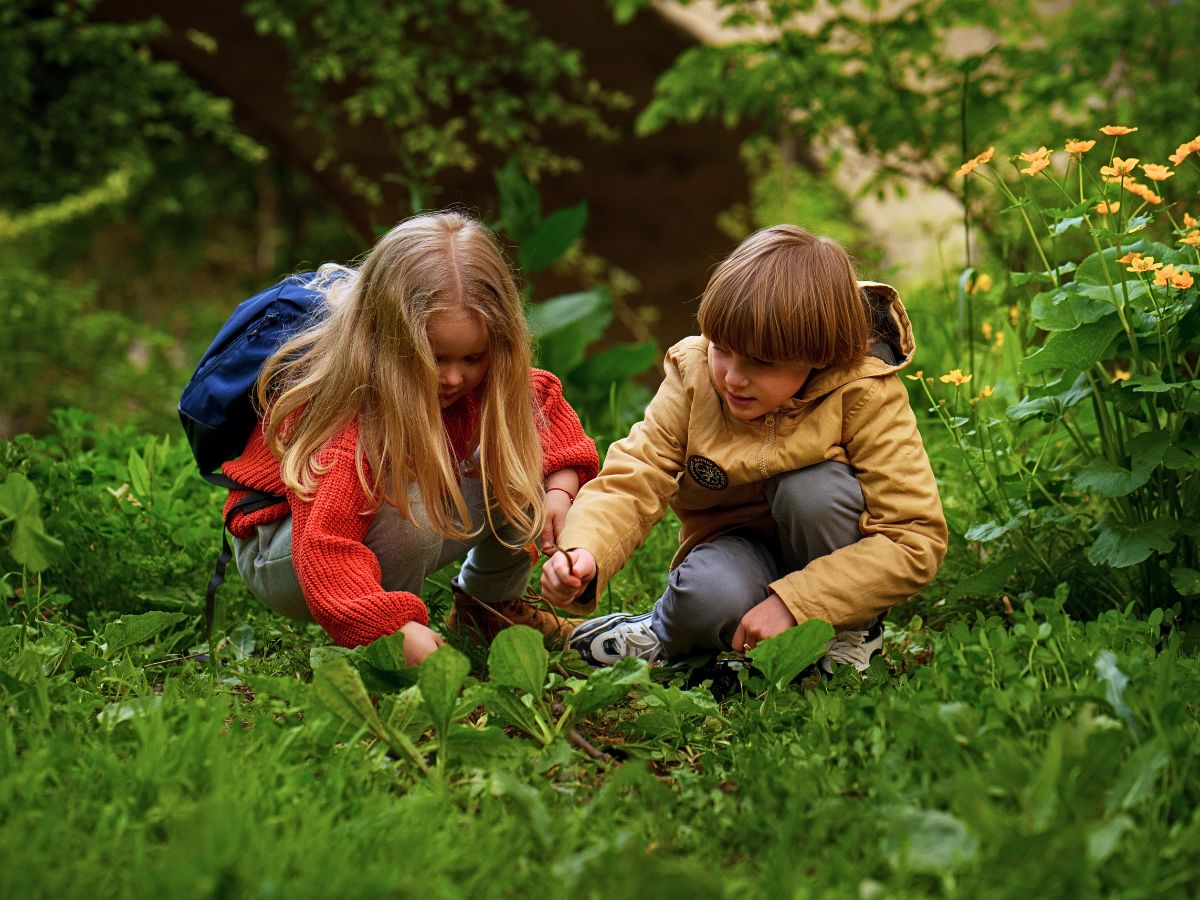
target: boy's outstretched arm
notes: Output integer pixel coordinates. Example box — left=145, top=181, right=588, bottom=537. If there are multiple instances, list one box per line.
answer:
left=541, top=548, right=597, bottom=606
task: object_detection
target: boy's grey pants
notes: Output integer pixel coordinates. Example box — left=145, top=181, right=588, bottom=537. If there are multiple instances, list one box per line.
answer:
left=652, top=460, right=866, bottom=657
left=233, top=471, right=533, bottom=622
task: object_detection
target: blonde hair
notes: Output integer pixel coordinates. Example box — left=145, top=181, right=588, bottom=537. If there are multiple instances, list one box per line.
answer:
left=697, top=224, right=868, bottom=367
left=258, top=211, right=545, bottom=546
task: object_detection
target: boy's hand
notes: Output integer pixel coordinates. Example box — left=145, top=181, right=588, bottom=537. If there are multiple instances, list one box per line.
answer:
left=541, top=489, right=573, bottom=554
left=399, top=621, right=445, bottom=666
left=540, top=548, right=596, bottom=606
left=732, top=593, right=797, bottom=654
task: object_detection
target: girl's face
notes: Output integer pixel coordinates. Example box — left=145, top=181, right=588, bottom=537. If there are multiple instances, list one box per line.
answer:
left=427, top=306, right=491, bottom=408
left=708, top=341, right=812, bottom=421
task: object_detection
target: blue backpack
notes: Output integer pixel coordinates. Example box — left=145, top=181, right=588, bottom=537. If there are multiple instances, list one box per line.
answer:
left=179, top=270, right=329, bottom=631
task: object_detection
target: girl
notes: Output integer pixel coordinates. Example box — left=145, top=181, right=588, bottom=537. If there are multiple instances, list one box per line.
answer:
left=223, top=212, right=598, bottom=665
left=542, top=225, right=947, bottom=671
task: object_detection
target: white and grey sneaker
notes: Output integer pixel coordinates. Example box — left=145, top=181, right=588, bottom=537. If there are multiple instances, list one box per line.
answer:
left=567, top=612, right=664, bottom=667
left=818, top=617, right=885, bottom=675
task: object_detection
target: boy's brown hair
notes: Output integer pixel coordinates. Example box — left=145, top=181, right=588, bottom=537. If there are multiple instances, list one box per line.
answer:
left=697, top=224, right=868, bottom=367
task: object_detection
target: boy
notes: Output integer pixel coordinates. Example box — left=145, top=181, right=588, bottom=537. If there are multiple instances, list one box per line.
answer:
left=542, top=225, right=947, bottom=671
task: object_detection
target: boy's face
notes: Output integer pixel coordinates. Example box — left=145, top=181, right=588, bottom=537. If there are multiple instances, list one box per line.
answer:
left=708, top=342, right=813, bottom=420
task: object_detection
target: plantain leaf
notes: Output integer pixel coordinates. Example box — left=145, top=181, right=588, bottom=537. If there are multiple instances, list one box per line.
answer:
left=418, top=645, right=470, bottom=737
left=102, top=611, right=186, bottom=654
left=564, top=656, right=651, bottom=718
left=312, top=657, right=383, bottom=733
left=518, top=202, right=588, bottom=274
left=487, top=625, right=547, bottom=696
left=748, top=620, right=835, bottom=690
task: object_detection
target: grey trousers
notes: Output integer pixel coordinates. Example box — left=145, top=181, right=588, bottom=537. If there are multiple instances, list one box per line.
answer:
left=651, top=460, right=866, bottom=657
left=233, top=472, right=533, bottom=622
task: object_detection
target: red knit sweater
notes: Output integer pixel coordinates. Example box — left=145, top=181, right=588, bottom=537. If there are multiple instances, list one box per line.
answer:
left=222, top=369, right=598, bottom=647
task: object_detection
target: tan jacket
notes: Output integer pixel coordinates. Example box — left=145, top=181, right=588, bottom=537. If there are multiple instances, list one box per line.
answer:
left=556, top=282, right=947, bottom=629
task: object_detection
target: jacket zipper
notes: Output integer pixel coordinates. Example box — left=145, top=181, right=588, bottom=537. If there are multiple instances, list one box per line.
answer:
left=756, top=413, right=776, bottom=478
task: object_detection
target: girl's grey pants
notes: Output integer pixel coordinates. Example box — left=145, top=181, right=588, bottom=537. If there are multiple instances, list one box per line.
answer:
left=652, top=460, right=867, bottom=657
left=233, top=472, right=533, bottom=622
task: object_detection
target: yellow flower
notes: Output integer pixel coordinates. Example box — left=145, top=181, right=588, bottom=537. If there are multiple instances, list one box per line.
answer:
left=1141, top=163, right=1174, bottom=182
left=955, top=146, right=995, bottom=177
left=1020, top=157, right=1051, bottom=176
left=1019, top=146, right=1052, bottom=163
left=1008, top=305, right=1019, bottom=327
left=968, top=273, right=993, bottom=294
left=1128, top=256, right=1163, bottom=273
left=1100, top=157, right=1139, bottom=178
left=1181, top=231, right=1200, bottom=247
left=1094, top=201, right=1120, bottom=215
left=1101, top=125, right=1138, bottom=136
left=939, top=369, right=973, bottom=386
left=1173, top=270, right=1195, bottom=290
left=994, top=331, right=1006, bottom=349
left=905, top=370, right=924, bottom=381
left=1112, top=368, right=1131, bottom=382
left=1065, top=139, right=1096, bottom=156
left=979, top=385, right=994, bottom=399
left=1122, top=180, right=1163, bottom=205
left=1169, top=140, right=1200, bottom=166
left=981, top=322, right=993, bottom=341
left=1153, top=264, right=1182, bottom=287
left=1184, top=213, right=1198, bottom=229
left=1117, top=251, right=1143, bottom=264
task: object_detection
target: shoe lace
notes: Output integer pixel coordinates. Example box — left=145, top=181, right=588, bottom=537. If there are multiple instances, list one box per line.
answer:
left=824, top=628, right=873, bottom=668
left=610, top=619, right=662, bottom=662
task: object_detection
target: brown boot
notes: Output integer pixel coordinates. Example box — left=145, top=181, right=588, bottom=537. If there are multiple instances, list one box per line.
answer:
left=447, top=591, right=583, bottom=645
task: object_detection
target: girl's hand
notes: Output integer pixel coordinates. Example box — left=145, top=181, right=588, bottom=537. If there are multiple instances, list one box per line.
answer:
left=731, top=593, right=798, bottom=654
left=541, top=487, right=573, bottom=554
left=541, top=548, right=596, bottom=606
left=399, top=621, right=445, bottom=666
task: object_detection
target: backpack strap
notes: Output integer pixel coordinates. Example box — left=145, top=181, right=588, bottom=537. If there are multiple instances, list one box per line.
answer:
left=204, top=478, right=286, bottom=640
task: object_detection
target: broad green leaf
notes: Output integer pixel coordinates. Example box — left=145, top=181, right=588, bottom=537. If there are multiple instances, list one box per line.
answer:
left=1123, top=373, right=1190, bottom=393
left=363, top=630, right=407, bottom=673
left=418, top=644, right=470, bottom=736
left=748, top=620, right=835, bottom=690
left=963, top=518, right=1020, bottom=543
left=228, top=623, right=255, bottom=659
left=102, top=611, right=186, bottom=654
left=309, top=645, right=354, bottom=670
left=1005, top=373, right=1091, bottom=423
left=492, top=157, right=541, bottom=243
left=518, top=202, right=588, bottom=274
left=312, top=657, right=383, bottom=732
left=244, top=674, right=309, bottom=706
left=947, top=552, right=1029, bottom=600
left=1075, top=241, right=1174, bottom=286
left=0, top=472, right=39, bottom=520
left=1019, top=316, right=1122, bottom=375
left=97, top=695, right=162, bottom=727
left=1051, top=215, right=1084, bottom=235
left=446, top=725, right=524, bottom=768
left=383, top=685, right=426, bottom=735
left=478, top=684, right=545, bottom=739
left=570, top=341, right=658, bottom=384
left=1030, top=288, right=1113, bottom=331
left=527, top=290, right=612, bottom=374
left=565, top=656, right=651, bottom=718
left=10, top=520, right=64, bottom=573
left=487, top=625, right=548, bottom=695
left=1088, top=517, right=1179, bottom=568
left=1125, top=213, right=1153, bottom=234
left=884, top=808, right=978, bottom=874
left=1073, top=430, right=1168, bottom=497
left=1171, top=567, right=1200, bottom=597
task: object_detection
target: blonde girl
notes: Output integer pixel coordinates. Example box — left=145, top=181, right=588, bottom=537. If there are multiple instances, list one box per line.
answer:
left=223, top=212, right=598, bottom=665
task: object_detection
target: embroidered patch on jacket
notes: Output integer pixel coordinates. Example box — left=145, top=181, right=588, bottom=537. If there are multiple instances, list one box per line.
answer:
left=686, top=454, right=728, bottom=490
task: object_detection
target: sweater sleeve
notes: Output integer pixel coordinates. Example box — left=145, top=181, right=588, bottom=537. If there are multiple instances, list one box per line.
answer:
left=768, top=375, right=948, bottom=628
left=288, top=436, right=429, bottom=647
left=530, top=369, right=600, bottom=483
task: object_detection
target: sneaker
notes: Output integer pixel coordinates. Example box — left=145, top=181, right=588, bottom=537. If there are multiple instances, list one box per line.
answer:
left=447, top=591, right=582, bottom=645
left=567, top=611, right=664, bottom=666
left=818, top=616, right=885, bottom=675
